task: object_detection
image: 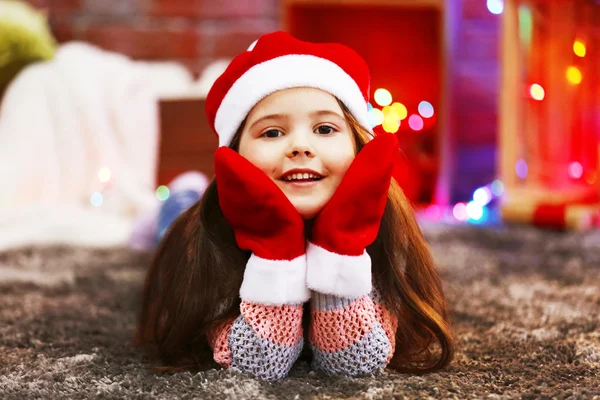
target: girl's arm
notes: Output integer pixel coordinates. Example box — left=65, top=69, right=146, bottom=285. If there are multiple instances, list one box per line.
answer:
left=308, top=286, right=398, bottom=376
left=304, top=134, right=400, bottom=376
left=210, top=148, right=310, bottom=381
left=207, top=300, right=304, bottom=381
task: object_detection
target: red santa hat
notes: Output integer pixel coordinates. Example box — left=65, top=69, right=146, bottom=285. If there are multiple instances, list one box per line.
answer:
left=205, top=31, right=373, bottom=147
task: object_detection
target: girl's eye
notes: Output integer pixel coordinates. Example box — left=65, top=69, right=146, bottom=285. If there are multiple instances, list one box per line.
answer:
left=316, top=125, right=336, bottom=135
left=262, top=129, right=283, bottom=138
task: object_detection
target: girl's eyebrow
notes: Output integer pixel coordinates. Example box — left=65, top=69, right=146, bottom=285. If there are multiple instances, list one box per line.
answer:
left=248, top=113, right=288, bottom=131
left=310, top=110, right=344, bottom=120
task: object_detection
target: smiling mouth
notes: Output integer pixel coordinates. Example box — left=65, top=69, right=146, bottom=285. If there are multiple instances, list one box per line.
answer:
left=281, top=172, right=324, bottom=182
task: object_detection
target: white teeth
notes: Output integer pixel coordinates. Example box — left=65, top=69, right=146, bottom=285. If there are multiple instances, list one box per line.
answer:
left=283, top=172, right=321, bottom=181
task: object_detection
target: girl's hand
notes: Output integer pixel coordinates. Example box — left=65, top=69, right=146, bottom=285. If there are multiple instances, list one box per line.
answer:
left=306, top=133, right=398, bottom=298
left=311, top=133, right=398, bottom=256
left=214, top=147, right=305, bottom=261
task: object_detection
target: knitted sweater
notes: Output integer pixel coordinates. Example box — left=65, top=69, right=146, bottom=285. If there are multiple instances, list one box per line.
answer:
left=207, top=287, right=398, bottom=380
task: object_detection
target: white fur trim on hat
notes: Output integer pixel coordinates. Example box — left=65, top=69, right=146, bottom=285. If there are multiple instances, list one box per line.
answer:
left=214, top=54, right=371, bottom=147
left=239, top=252, right=310, bottom=305
left=305, top=242, right=372, bottom=298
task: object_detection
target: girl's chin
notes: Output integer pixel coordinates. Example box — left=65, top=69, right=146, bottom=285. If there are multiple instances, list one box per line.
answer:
left=294, top=204, right=324, bottom=220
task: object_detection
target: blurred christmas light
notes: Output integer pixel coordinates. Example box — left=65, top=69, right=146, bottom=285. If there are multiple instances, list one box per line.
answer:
left=382, top=114, right=400, bottom=133
left=408, top=115, right=424, bottom=131
left=156, top=185, right=170, bottom=201
left=368, top=108, right=384, bottom=127
left=573, top=40, right=586, bottom=57
left=391, top=102, right=408, bottom=120
left=367, top=103, right=373, bottom=111
left=382, top=105, right=399, bottom=120
left=98, top=167, right=111, bottom=183
left=568, top=162, right=583, bottom=179
left=473, top=187, right=493, bottom=206
left=491, top=179, right=504, bottom=196
left=487, top=0, right=504, bottom=14
left=424, top=204, right=442, bottom=221
left=518, top=5, right=533, bottom=48
left=566, top=66, right=582, bottom=85
left=418, top=101, right=434, bottom=118
left=529, top=84, right=545, bottom=101
left=515, top=159, right=528, bottom=179
left=466, top=201, right=484, bottom=221
left=374, top=88, right=392, bottom=107
left=90, top=192, right=103, bottom=207
left=453, top=203, right=468, bottom=221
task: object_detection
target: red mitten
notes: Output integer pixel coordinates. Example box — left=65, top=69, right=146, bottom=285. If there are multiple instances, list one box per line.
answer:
left=306, top=133, right=399, bottom=297
left=215, top=147, right=309, bottom=305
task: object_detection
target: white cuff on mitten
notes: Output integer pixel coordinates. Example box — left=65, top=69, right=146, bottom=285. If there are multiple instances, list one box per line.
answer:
left=306, top=242, right=372, bottom=298
left=239, top=253, right=310, bottom=305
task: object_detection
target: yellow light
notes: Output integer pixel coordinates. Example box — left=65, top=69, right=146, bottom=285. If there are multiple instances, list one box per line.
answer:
left=382, top=105, right=399, bottom=120
left=374, top=88, right=392, bottom=107
left=529, top=84, right=545, bottom=101
left=382, top=114, right=400, bottom=133
left=390, top=102, right=408, bottom=120
left=98, top=167, right=111, bottom=183
left=573, top=40, right=586, bottom=57
left=566, top=66, right=582, bottom=85
left=367, top=108, right=385, bottom=126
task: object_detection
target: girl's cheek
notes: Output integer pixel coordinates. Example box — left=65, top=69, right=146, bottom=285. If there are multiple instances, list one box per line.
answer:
left=331, top=150, right=355, bottom=175
left=317, top=138, right=354, bottom=167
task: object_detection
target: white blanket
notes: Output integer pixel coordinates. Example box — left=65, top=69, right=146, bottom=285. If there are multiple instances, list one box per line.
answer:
left=0, top=42, right=194, bottom=250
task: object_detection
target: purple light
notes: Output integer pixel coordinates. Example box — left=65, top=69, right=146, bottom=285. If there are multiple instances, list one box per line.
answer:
left=515, top=159, right=528, bottom=179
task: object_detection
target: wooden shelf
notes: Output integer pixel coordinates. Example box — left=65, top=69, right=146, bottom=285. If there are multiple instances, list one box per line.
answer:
left=157, top=97, right=217, bottom=186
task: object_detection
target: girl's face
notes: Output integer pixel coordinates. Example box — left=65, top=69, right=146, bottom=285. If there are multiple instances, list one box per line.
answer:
left=238, top=87, right=357, bottom=219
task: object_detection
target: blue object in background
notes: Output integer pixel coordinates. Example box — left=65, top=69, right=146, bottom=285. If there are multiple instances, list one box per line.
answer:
left=154, top=189, right=202, bottom=244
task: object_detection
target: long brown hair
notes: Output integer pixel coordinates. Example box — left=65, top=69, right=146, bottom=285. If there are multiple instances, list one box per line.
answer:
left=135, top=99, right=455, bottom=373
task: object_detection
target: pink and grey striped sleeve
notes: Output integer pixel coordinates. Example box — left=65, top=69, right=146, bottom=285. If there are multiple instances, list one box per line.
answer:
left=308, top=287, right=398, bottom=376
left=206, top=301, right=305, bottom=381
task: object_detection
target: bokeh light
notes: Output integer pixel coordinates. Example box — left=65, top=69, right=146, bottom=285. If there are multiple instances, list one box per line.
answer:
left=156, top=185, right=170, bottom=201
left=374, top=88, right=392, bottom=107
left=566, top=66, right=582, bottom=85
left=408, top=115, right=424, bottom=131
left=424, top=204, right=442, bottom=221
left=453, top=203, right=468, bottom=221
left=382, top=105, right=398, bottom=119
left=391, top=102, right=408, bottom=120
left=487, top=0, right=504, bottom=14
left=473, top=187, right=493, bottom=206
left=529, top=84, right=545, bottom=101
left=568, top=162, right=583, bottom=179
left=382, top=114, right=400, bottom=133
left=573, top=40, right=586, bottom=57
left=418, top=101, right=434, bottom=118
left=98, top=167, right=111, bottom=183
left=367, top=108, right=384, bottom=127
left=90, top=192, right=103, bottom=207
left=515, top=159, right=528, bottom=179
left=491, top=179, right=504, bottom=196
left=466, top=201, right=484, bottom=221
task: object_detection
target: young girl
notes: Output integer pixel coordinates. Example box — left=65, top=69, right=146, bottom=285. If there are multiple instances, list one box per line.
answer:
left=135, top=31, right=455, bottom=381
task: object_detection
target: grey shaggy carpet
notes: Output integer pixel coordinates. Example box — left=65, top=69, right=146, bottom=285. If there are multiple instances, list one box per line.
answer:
left=0, top=223, right=599, bottom=399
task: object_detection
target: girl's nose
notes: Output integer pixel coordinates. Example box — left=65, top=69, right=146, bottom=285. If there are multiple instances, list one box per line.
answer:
left=286, top=131, right=315, bottom=158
